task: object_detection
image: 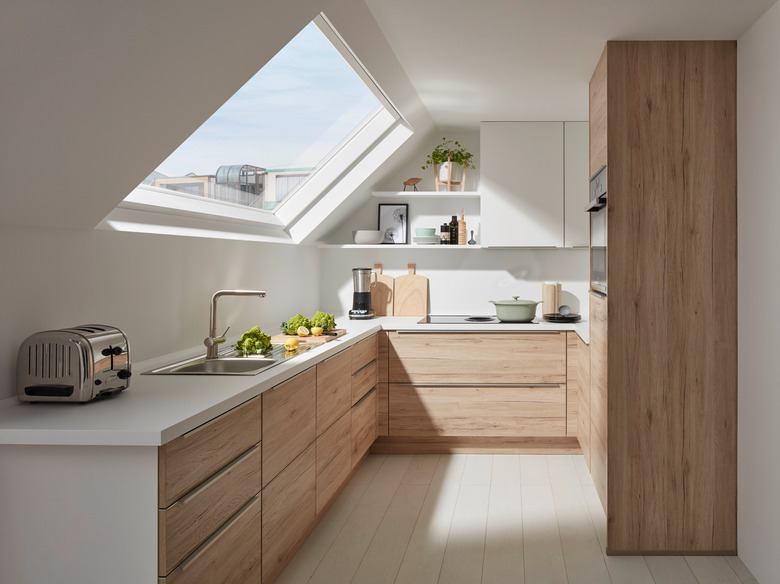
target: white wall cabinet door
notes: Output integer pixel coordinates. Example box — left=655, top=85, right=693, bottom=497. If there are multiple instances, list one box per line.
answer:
left=564, top=121, right=590, bottom=248
left=480, top=122, right=564, bottom=247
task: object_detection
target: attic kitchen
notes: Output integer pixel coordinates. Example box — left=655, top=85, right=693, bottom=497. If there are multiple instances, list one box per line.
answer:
left=0, top=0, right=775, bottom=583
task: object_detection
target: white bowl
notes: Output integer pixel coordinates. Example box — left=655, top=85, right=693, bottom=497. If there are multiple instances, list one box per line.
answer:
left=353, top=230, right=385, bottom=244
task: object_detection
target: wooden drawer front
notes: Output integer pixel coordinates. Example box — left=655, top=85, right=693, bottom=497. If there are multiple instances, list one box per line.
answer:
left=577, top=337, right=591, bottom=468
left=315, top=411, right=351, bottom=514
left=262, top=367, right=316, bottom=487
left=351, top=334, right=377, bottom=374
left=566, top=333, right=578, bottom=437
left=378, top=331, right=389, bottom=382
left=159, top=445, right=262, bottom=576
left=351, top=388, right=378, bottom=468
left=388, top=385, right=566, bottom=437
left=162, top=496, right=262, bottom=584
left=316, top=349, right=352, bottom=435
left=351, top=360, right=377, bottom=406
left=262, top=444, right=316, bottom=584
left=378, top=381, right=389, bottom=436
left=159, top=397, right=261, bottom=507
left=388, top=332, right=566, bottom=384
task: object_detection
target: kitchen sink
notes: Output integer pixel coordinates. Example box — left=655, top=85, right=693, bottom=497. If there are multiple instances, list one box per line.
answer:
left=144, top=344, right=311, bottom=376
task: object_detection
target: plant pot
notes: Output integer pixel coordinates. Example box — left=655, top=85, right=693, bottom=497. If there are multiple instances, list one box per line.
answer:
left=434, top=160, right=466, bottom=191
left=489, top=297, right=542, bottom=322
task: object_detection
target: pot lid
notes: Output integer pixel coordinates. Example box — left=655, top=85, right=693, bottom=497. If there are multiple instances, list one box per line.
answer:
left=489, top=296, right=541, bottom=306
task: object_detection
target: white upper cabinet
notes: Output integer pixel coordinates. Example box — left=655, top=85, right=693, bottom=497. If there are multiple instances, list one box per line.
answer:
left=481, top=122, right=564, bottom=247
left=564, top=121, right=590, bottom=248
left=480, top=121, right=588, bottom=248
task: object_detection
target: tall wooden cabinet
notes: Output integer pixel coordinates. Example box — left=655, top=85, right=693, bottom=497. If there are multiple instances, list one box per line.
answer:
left=589, top=41, right=737, bottom=554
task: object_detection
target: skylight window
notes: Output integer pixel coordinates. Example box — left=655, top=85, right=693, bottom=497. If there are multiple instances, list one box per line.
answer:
left=132, top=14, right=400, bottom=222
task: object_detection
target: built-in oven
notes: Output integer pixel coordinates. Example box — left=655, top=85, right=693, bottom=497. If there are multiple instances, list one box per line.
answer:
left=587, top=166, right=607, bottom=295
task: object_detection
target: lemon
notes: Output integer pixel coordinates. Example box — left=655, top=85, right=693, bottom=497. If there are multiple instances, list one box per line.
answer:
left=297, top=326, right=310, bottom=337
left=311, top=326, right=324, bottom=336
left=284, top=338, right=300, bottom=351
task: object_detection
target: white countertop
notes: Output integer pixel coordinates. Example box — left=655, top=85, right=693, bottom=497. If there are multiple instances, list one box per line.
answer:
left=0, top=316, right=588, bottom=447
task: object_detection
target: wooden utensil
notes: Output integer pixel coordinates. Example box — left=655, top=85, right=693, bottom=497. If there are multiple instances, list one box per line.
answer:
left=394, top=263, right=428, bottom=316
left=371, top=263, right=394, bottom=316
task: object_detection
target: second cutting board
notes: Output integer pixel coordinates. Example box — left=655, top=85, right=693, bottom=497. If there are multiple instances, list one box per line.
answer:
left=394, top=263, right=428, bottom=316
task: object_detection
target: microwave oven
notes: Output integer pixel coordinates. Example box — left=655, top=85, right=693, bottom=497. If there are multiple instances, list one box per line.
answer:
left=587, top=166, right=607, bottom=295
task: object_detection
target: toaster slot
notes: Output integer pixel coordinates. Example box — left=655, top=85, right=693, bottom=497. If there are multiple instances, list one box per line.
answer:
left=24, top=384, right=75, bottom=397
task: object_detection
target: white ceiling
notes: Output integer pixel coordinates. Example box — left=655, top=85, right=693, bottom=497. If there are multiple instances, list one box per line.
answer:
left=365, top=0, right=776, bottom=129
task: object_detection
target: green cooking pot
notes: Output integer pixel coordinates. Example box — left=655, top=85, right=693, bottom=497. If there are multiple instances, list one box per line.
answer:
left=489, top=297, right=542, bottom=323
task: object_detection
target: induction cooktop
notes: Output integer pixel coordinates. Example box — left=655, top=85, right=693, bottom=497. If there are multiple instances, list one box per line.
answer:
left=417, top=315, right=538, bottom=324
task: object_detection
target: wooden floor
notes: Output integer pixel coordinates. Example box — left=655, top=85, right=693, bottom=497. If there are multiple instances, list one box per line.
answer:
left=276, top=454, right=758, bottom=584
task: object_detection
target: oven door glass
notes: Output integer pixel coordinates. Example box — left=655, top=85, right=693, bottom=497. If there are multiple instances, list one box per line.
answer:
left=590, top=204, right=607, bottom=294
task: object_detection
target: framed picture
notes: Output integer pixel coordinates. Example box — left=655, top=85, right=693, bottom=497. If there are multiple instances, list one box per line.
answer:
left=378, top=203, right=408, bottom=244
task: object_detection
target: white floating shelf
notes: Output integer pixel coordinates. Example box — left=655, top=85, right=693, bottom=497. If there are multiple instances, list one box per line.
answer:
left=371, top=191, right=480, bottom=199
left=318, top=244, right=483, bottom=249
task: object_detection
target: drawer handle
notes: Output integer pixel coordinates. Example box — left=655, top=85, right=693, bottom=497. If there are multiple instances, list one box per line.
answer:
left=353, top=386, right=376, bottom=406
left=179, top=444, right=260, bottom=505
left=353, top=359, right=377, bottom=376
left=179, top=496, right=259, bottom=571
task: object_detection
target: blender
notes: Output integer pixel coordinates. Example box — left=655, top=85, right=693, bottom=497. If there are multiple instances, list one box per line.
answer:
left=349, top=267, right=377, bottom=319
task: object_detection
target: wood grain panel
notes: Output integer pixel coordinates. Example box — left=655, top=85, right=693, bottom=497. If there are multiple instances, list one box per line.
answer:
left=389, top=384, right=566, bottom=437
left=163, top=496, right=262, bottom=584
left=377, top=381, right=389, bottom=436
left=377, top=331, right=389, bottom=382
left=158, top=396, right=261, bottom=508
left=566, top=333, right=578, bottom=436
left=589, top=45, right=608, bottom=176
left=589, top=291, right=608, bottom=512
left=262, top=444, right=316, bottom=584
left=388, top=332, right=566, bottom=384
left=316, top=348, right=352, bottom=435
left=351, top=334, right=377, bottom=374
left=577, top=335, right=591, bottom=470
left=315, top=411, right=351, bottom=515
left=262, top=367, right=316, bottom=487
left=605, top=41, right=737, bottom=553
left=351, top=360, right=377, bottom=406
left=351, top=388, right=378, bottom=468
left=158, top=445, right=261, bottom=576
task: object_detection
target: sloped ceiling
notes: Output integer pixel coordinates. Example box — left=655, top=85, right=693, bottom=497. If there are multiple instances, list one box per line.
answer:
left=0, top=0, right=434, bottom=230
left=366, top=0, right=776, bottom=129
left=2, top=0, right=775, bottom=232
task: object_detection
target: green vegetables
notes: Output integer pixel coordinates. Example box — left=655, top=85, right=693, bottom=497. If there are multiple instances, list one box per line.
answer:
left=234, top=326, right=271, bottom=355
left=280, top=311, right=336, bottom=334
left=310, top=311, right=336, bottom=331
left=279, top=313, right=310, bottom=335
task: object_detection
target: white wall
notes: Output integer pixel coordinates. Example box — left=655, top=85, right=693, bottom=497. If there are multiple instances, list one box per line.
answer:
left=0, top=226, right=320, bottom=403
left=737, top=2, right=780, bottom=580
left=320, top=248, right=589, bottom=317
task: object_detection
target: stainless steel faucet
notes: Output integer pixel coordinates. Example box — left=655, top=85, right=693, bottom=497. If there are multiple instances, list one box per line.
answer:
left=204, top=289, right=266, bottom=359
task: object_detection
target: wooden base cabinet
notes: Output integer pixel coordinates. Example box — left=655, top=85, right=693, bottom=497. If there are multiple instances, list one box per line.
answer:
left=315, top=411, right=352, bottom=514
left=262, top=444, right=316, bottom=584
left=352, top=388, right=378, bottom=467
left=158, top=397, right=262, bottom=580
left=389, top=385, right=566, bottom=437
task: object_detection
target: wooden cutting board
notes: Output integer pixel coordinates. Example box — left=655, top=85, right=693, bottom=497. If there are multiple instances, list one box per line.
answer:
left=270, top=329, right=346, bottom=346
left=394, top=263, right=428, bottom=316
left=371, top=263, right=394, bottom=316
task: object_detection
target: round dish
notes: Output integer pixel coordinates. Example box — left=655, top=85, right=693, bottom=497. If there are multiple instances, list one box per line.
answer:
left=353, top=230, right=385, bottom=244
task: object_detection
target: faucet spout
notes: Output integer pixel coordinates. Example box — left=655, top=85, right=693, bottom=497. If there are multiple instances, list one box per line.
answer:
left=205, top=289, right=267, bottom=359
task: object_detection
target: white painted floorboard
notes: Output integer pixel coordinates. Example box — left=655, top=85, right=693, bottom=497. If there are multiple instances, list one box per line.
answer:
left=275, top=454, right=760, bottom=584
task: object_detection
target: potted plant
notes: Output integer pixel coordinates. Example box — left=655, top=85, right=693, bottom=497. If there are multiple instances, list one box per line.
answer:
left=421, top=137, right=476, bottom=191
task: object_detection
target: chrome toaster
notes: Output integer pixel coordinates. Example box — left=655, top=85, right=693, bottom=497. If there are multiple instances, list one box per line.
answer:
left=17, top=325, right=132, bottom=402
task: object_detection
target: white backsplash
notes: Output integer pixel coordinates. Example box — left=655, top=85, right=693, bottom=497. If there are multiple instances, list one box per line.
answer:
left=319, top=247, right=589, bottom=318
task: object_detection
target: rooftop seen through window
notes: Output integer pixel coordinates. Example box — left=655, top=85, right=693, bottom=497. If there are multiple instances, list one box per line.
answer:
left=141, top=18, right=386, bottom=213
